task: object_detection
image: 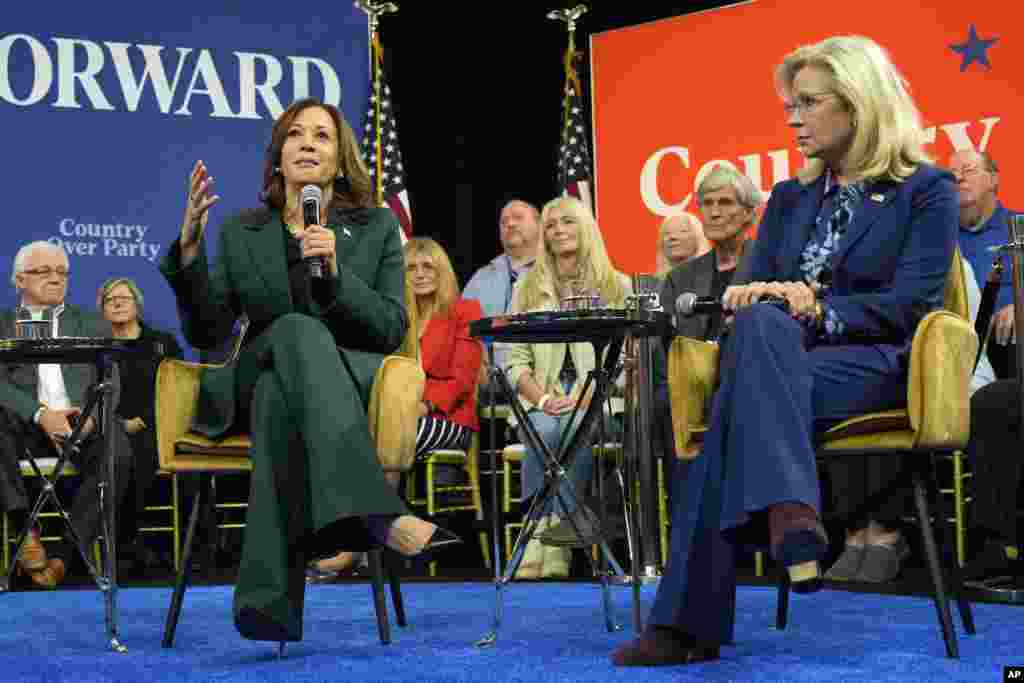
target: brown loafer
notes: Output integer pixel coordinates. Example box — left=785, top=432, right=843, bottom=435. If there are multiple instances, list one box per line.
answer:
left=611, top=627, right=720, bottom=667
left=28, top=558, right=65, bottom=590
left=17, top=528, right=48, bottom=573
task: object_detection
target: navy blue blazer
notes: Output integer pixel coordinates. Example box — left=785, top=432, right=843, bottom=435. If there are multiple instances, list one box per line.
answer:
left=749, top=164, right=959, bottom=363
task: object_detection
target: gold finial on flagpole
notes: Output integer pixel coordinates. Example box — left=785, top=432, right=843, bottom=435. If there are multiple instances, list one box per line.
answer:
left=546, top=4, right=589, bottom=34
left=547, top=4, right=588, bottom=97
left=355, top=0, right=399, bottom=34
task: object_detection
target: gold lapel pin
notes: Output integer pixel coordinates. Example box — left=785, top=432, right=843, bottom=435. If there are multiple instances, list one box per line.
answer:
left=870, top=193, right=885, bottom=203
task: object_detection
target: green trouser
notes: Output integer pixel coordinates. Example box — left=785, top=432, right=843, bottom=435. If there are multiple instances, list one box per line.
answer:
left=231, top=314, right=406, bottom=640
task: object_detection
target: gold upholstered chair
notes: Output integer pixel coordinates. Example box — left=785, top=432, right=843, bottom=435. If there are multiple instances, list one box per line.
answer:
left=155, top=281, right=425, bottom=648
left=665, top=250, right=978, bottom=659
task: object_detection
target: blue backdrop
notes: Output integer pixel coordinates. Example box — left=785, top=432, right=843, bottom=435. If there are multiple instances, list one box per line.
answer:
left=1, top=5, right=370, bottom=352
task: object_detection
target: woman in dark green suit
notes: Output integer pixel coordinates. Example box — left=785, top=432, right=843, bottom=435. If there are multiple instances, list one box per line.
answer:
left=160, top=98, right=458, bottom=644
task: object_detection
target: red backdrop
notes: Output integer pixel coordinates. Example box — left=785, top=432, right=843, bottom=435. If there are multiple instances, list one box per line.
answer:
left=590, top=0, right=1018, bottom=273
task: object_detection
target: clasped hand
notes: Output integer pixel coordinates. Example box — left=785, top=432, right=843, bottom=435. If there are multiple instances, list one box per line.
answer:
left=39, top=407, right=95, bottom=450
left=721, top=280, right=821, bottom=324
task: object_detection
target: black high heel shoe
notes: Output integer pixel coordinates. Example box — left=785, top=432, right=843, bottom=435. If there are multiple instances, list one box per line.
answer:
left=415, top=526, right=463, bottom=560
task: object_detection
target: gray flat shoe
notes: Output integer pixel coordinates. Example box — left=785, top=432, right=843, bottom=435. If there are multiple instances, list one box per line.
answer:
left=857, top=537, right=910, bottom=583
left=825, top=545, right=866, bottom=581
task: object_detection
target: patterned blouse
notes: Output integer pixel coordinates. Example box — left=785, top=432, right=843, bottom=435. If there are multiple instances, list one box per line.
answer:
left=798, top=170, right=866, bottom=343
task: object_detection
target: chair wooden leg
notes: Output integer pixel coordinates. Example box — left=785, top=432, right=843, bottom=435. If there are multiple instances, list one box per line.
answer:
left=162, top=473, right=207, bottom=648
left=383, top=550, right=407, bottom=627
left=927, top=454, right=976, bottom=636
left=776, top=572, right=790, bottom=630
left=912, top=462, right=958, bottom=658
left=366, top=549, right=391, bottom=644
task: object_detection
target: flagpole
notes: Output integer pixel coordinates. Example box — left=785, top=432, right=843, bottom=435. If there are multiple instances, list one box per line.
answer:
left=546, top=5, right=588, bottom=194
left=356, top=1, right=399, bottom=206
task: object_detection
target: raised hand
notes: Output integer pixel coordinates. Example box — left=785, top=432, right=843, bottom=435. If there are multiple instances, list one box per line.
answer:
left=180, top=160, right=220, bottom=261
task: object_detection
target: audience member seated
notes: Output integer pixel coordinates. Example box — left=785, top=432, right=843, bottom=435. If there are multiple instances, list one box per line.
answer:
left=0, top=241, right=134, bottom=589
left=311, top=237, right=483, bottom=579
left=654, top=165, right=762, bottom=503
left=948, top=150, right=1017, bottom=378
left=463, top=199, right=541, bottom=393
left=97, top=277, right=184, bottom=574
left=655, top=211, right=710, bottom=279
left=160, top=98, right=459, bottom=643
left=505, top=196, right=629, bottom=578
left=613, top=35, right=958, bottom=666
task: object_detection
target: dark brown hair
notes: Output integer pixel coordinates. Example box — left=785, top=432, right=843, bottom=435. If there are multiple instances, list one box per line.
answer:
left=261, top=98, right=374, bottom=211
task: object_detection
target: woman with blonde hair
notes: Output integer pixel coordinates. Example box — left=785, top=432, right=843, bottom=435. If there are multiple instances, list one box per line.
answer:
left=613, top=35, right=958, bottom=666
left=655, top=212, right=711, bottom=278
left=505, top=195, right=629, bottom=578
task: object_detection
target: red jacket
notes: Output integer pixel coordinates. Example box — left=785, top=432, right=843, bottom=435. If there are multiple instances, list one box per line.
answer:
left=421, top=298, right=483, bottom=431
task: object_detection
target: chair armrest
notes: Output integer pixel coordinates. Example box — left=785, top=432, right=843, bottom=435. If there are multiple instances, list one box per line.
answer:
left=154, top=358, right=204, bottom=471
left=907, top=310, right=978, bottom=449
left=667, top=337, right=720, bottom=460
left=368, top=355, right=426, bottom=473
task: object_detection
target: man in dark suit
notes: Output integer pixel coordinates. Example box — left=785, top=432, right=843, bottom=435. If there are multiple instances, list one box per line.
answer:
left=0, top=241, right=133, bottom=589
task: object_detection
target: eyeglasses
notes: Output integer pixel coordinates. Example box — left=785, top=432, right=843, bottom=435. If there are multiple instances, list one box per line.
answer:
left=950, top=166, right=985, bottom=179
left=103, top=295, right=135, bottom=306
left=783, top=92, right=838, bottom=117
left=22, top=267, right=69, bottom=279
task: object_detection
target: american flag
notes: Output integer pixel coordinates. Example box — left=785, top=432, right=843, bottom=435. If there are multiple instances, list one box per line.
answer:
left=558, top=86, right=593, bottom=211
left=361, top=78, right=412, bottom=240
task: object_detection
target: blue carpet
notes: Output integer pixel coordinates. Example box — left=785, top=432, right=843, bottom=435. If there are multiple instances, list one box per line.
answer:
left=0, top=582, right=1020, bottom=682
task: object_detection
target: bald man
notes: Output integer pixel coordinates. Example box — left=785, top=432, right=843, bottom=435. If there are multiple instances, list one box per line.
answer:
left=463, top=199, right=542, bottom=389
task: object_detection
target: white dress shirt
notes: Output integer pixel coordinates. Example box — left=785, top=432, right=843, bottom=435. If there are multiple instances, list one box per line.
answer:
left=27, top=305, right=71, bottom=415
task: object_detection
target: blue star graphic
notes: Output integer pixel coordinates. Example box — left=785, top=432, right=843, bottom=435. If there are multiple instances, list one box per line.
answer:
left=950, top=25, right=998, bottom=71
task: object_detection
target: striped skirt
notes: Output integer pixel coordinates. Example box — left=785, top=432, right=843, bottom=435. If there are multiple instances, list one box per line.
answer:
left=414, top=415, right=471, bottom=461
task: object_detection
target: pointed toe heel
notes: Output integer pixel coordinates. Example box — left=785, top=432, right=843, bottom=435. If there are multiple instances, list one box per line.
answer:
left=417, top=526, right=463, bottom=560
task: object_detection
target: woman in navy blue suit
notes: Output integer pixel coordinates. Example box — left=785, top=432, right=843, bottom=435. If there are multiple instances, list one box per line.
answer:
left=613, top=35, right=958, bottom=666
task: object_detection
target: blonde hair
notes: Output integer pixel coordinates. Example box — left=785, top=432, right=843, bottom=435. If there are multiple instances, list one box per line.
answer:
left=515, top=196, right=626, bottom=311
left=776, top=35, right=930, bottom=185
left=656, top=212, right=710, bottom=277
left=404, top=237, right=460, bottom=322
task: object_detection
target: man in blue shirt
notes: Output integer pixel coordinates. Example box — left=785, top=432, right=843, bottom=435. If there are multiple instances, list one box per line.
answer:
left=462, top=199, right=541, bottom=389
left=948, top=150, right=1017, bottom=376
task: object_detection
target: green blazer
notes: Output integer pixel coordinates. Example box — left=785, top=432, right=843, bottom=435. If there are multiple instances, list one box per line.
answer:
left=0, top=304, right=113, bottom=423
left=159, top=206, right=408, bottom=438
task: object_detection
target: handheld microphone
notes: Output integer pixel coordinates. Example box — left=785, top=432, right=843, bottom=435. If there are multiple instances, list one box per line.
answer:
left=301, top=184, right=327, bottom=279
left=674, top=291, right=788, bottom=317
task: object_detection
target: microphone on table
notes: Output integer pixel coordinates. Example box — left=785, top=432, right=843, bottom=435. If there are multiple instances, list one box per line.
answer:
left=674, top=291, right=789, bottom=317
left=301, top=184, right=327, bottom=279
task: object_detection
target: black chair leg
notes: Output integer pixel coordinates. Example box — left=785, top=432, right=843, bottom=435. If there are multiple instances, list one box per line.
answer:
left=162, top=473, right=207, bottom=648
left=926, top=454, right=976, bottom=636
left=912, top=462, right=958, bottom=658
left=776, top=571, right=790, bottom=630
left=383, top=550, right=407, bottom=627
left=366, top=549, right=391, bottom=644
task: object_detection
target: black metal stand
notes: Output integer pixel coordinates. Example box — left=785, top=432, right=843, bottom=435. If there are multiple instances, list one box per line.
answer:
left=475, top=338, right=626, bottom=648
left=1, top=351, right=125, bottom=652
left=966, top=217, right=1024, bottom=604
left=0, top=337, right=164, bottom=653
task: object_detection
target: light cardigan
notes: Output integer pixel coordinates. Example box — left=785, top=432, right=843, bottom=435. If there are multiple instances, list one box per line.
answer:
left=504, top=272, right=631, bottom=424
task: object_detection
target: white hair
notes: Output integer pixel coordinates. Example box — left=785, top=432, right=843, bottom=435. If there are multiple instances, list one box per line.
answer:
left=11, top=241, right=68, bottom=288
